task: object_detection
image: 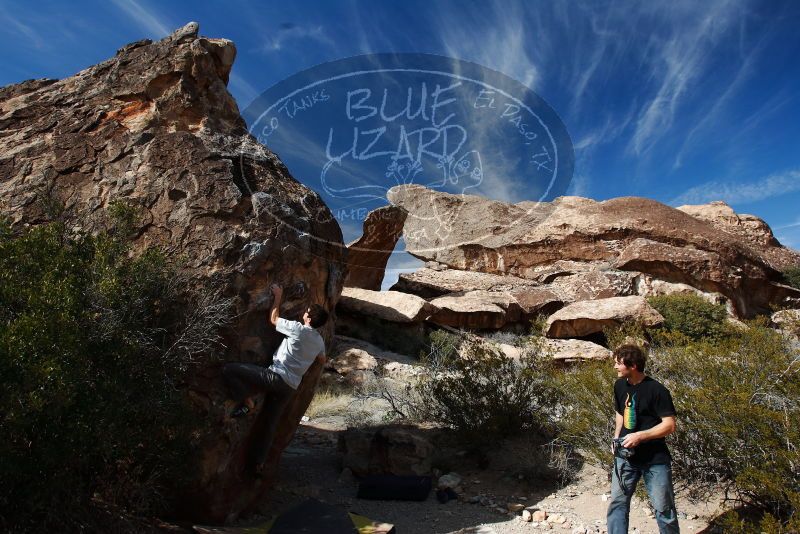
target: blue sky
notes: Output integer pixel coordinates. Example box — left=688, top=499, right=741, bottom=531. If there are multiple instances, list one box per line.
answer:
left=2, top=0, right=799, bottom=287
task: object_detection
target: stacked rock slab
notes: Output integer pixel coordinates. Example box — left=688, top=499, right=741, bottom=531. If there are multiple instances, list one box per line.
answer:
left=545, top=296, right=664, bottom=338
left=387, top=185, right=800, bottom=318
left=336, top=287, right=436, bottom=355
left=0, top=23, right=346, bottom=522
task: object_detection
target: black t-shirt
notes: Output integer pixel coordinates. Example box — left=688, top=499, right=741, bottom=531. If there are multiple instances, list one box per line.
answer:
left=614, top=376, right=676, bottom=465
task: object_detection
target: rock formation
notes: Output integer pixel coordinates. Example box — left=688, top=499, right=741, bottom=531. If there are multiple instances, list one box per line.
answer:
left=545, top=296, right=664, bottom=338
left=344, top=205, right=407, bottom=290
left=338, top=287, right=436, bottom=323
left=335, top=287, right=433, bottom=355
left=498, top=338, right=612, bottom=362
left=677, top=201, right=800, bottom=271
left=387, top=185, right=800, bottom=317
left=339, top=427, right=434, bottom=477
left=326, top=335, right=420, bottom=385
left=0, top=23, right=346, bottom=522
left=428, top=290, right=535, bottom=330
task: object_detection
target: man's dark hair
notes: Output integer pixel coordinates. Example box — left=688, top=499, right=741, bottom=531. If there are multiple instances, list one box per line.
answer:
left=307, top=304, right=329, bottom=328
left=613, top=344, right=646, bottom=372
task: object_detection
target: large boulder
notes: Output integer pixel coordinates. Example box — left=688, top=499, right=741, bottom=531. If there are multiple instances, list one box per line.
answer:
left=677, top=201, right=800, bottom=271
left=544, top=338, right=612, bottom=361
left=428, top=290, right=519, bottom=329
left=0, top=23, right=346, bottom=522
left=547, top=269, right=638, bottom=301
left=387, top=185, right=800, bottom=317
left=326, top=335, right=419, bottom=385
left=344, top=205, right=407, bottom=290
left=545, top=296, right=664, bottom=338
left=392, top=266, right=540, bottom=298
left=335, top=287, right=434, bottom=355
left=338, top=287, right=436, bottom=323
left=497, top=339, right=611, bottom=362
left=338, top=426, right=434, bottom=477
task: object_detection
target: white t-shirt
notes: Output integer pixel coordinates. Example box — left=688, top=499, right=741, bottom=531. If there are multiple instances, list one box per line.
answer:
left=268, top=317, right=325, bottom=389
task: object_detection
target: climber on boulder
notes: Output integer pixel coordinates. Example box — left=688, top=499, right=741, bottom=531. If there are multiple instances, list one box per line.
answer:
left=223, top=283, right=327, bottom=473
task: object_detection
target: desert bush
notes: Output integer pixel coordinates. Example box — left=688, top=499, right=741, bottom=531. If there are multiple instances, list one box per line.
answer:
left=414, top=330, right=560, bottom=445
left=647, top=293, right=730, bottom=342
left=558, top=320, right=800, bottom=528
left=555, top=359, right=617, bottom=467
left=0, top=212, right=230, bottom=531
left=353, top=373, right=425, bottom=423
left=484, top=317, right=548, bottom=347
left=603, top=320, right=651, bottom=351
left=783, top=265, right=800, bottom=290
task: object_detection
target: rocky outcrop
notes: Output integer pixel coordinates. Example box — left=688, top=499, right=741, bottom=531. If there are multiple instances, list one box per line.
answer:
left=392, top=267, right=540, bottom=298
left=544, top=338, right=612, bottom=361
left=335, top=287, right=433, bottom=355
left=498, top=339, right=611, bottom=362
left=388, top=185, right=800, bottom=317
left=545, top=296, right=664, bottom=338
left=338, top=287, right=436, bottom=323
left=344, top=205, right=407, bottom=290
left=772, top=309, right=800, bottom=333
left=428, top=290, right=518, bottom=329
left=677, top=201, right=800, bottom=271
left=326, top=335, right=419, bottom=385
left=0, top=23, right=346, bottom=522
left=338, top=427, right=434, bottom=476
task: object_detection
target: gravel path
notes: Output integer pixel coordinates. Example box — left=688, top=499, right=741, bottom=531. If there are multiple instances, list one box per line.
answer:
left=245, top=418, right=722, bottom=534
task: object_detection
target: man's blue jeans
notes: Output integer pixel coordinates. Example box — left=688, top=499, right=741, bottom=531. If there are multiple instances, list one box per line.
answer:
left=607, top=457, right=680, bottom=534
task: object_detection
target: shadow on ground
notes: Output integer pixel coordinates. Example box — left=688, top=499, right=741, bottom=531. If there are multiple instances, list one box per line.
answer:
left=234, top=421, right=574, bottom=533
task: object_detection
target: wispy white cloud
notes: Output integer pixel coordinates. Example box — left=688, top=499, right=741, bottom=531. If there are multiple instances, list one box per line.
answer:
left=672, top=30, right=769, bottom=168
left=671, top=169, right=800, bottom=206
left=436, top=3, right=540, bottom=90
left=258, top=22, right=334, bottom=53
left=0, top=7, right=45, bottom=49
left=629, top=0, right=745, bottom=157
left=775, top=219, right=800, bottom=231
left=110, top=0, right=172, bottom=39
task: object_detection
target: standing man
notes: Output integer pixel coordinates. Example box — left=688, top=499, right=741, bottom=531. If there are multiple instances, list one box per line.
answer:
left=223, top=283, right=327, bottom=474
left=607, top=344, right=680, bottom=534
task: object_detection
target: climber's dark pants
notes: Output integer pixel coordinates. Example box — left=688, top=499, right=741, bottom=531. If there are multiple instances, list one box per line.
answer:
left=223, top=362, right=295, bottom=466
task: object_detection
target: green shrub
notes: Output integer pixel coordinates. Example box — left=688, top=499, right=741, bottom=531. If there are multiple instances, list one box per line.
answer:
left=783, top=265, right=800, bottom=290
left=558, top=321, right=800, bottom=528
left=647, top=293, right=729, bottom=342
left=554, top=359, right=617, bottom=467
left=415, top=331, right=559, bottom=445
left=0, top=214, right=228, bottom=531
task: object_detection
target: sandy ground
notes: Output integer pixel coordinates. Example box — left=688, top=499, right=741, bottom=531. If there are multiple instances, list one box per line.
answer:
left=244, top=415, right=723, bottom=534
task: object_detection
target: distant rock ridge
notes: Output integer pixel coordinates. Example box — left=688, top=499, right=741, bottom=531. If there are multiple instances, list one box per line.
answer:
left=0, top=22, right=346, bottom=522
left=384, top=185, right=800, bottom=317
left=676, top=200, right=798, bottom=270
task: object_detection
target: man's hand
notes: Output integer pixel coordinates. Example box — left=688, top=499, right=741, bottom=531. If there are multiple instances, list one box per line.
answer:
left=269, top=284, right=283, bottom=326
left=621, top=416, right=676, bottom=448
left=622, top=432, right=644, bottom=448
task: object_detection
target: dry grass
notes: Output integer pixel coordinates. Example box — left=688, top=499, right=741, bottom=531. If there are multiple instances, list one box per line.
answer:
left=304, top=386, right=354, bottom=419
